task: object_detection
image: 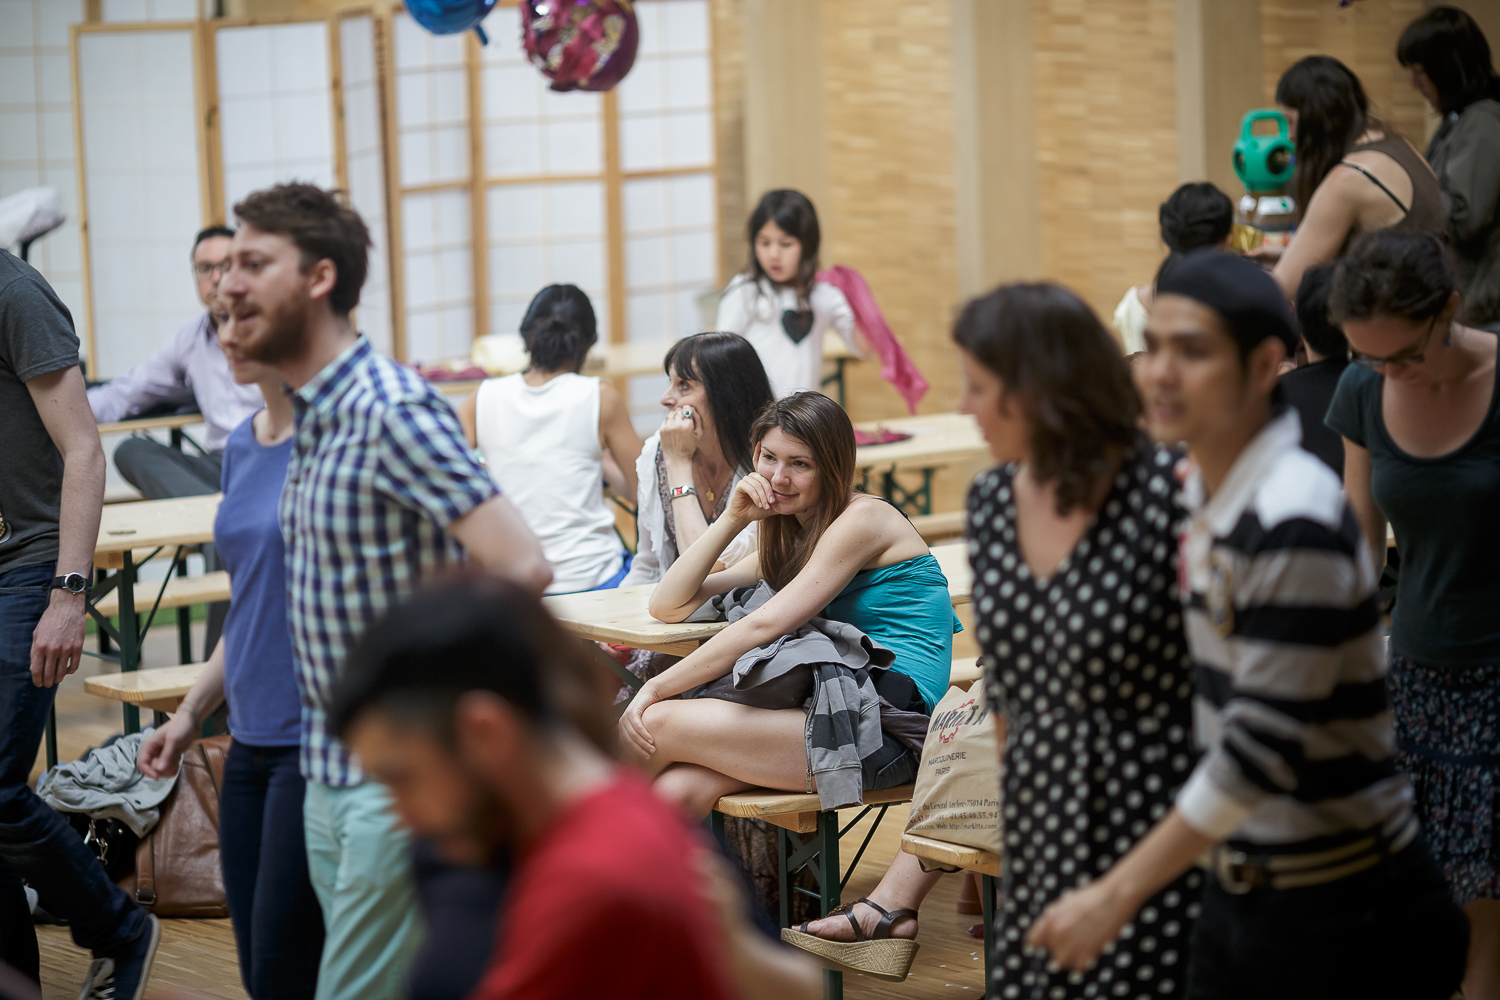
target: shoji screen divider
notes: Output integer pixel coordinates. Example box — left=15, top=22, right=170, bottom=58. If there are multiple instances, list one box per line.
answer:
left=72, top=9, right=398, bottom=374
left=71, top=20, right=208, bottom=379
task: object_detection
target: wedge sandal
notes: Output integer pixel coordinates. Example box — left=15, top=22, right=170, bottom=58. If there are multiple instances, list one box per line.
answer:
left=780, top=897, right=920, bottom=982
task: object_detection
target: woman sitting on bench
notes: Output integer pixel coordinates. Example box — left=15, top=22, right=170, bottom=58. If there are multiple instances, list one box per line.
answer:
left=618, top=391, right=958, bottom=817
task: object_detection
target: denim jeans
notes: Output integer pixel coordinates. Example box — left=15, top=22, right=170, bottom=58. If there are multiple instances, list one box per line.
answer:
left=0, top=563, right=144, bottom=981
left=220, top=741, right=324, bottom=1000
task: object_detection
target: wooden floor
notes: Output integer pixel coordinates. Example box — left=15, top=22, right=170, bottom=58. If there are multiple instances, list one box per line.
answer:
left=35, top=622, right=985, bottom=999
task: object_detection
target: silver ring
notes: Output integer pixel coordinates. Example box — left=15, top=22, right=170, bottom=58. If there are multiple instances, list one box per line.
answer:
left=680, top=405, right=693, bottom=418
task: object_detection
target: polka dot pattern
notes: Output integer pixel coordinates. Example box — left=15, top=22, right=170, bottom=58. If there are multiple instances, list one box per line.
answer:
left=970, top=444, right=1202, bottom=1000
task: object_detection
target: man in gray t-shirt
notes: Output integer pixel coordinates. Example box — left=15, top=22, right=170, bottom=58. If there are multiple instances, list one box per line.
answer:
left=0, top=248, right=159, bottom=997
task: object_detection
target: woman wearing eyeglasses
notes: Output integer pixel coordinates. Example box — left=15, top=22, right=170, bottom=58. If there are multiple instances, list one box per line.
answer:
left=1328, top=230, right=1500, bottom=1000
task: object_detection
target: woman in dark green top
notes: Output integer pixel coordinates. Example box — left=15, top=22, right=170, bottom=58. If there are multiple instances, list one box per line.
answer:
left=1327, top=231, right=1500, bottom=998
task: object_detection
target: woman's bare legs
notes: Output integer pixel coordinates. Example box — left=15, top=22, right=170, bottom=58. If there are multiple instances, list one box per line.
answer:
left=1463, top=898, right=1500, bottom=1000
left=794, top=850, right=940, bottom=941
left=641, top=699, right=810, bottom=819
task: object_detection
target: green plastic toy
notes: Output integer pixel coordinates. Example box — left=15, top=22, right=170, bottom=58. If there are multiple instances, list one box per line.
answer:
left=1232, top=109, right=1294, bottom=193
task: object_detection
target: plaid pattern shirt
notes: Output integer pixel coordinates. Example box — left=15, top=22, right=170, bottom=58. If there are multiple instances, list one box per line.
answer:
left=280, top=338, right=497, bottom=785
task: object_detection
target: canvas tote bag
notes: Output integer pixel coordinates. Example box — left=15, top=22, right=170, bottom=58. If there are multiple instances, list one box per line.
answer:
left=903, top=683, right=1003, bottom=857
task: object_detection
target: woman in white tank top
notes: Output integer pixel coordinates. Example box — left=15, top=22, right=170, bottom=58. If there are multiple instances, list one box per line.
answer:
left=458, top=285, right=642, bottom=594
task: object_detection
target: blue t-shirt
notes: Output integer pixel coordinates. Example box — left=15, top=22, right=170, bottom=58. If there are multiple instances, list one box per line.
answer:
left=823, top=552, right=961, bottom=712
left=216, top=415, right=301, bottom=746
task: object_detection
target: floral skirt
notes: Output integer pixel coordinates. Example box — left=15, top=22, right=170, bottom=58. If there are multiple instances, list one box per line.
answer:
left=1388, top=653, right=1500, bottom=904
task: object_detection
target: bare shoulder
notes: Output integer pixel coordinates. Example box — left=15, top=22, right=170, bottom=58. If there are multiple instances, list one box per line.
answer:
left=598, top=377, right=627, bottom=410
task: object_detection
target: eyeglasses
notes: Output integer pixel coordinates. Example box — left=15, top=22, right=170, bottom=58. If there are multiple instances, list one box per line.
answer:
left=1352, top=316, right=1440, bottom=370
left=193, top=259, right=231, bottom=279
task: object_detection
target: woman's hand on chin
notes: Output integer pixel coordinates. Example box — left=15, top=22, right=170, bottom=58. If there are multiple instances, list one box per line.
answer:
left=660, top=407, right=702, bottom=461
left=727, top=473, right=777, bottom=523
left=618, top=683, right=662, bottom=764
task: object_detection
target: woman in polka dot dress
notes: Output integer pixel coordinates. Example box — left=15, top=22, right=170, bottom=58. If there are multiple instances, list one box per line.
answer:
left=955, top=284, right=1201, bottom=999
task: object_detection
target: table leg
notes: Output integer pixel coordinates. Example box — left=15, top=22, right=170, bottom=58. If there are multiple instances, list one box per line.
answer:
left=880, top=467, right=934, bottom=517
left=95, top=569, right=112, bottom=658
left=117, top=551, right=140, bottom=735
left=820, top=358, right=848, bottom=408
left=170, top=427, right=183, bottom=452
left=45, top=709, right=58, bottom=770
left=816, top=813, right=843, bottom=1000
left=175, top=558, right=191, bottom=665
left=980, top=873, right=997, bottom=998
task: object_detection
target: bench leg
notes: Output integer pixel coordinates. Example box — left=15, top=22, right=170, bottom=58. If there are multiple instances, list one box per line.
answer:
left=117, top=552, right=140, bottom=735
left=980, top=873, right=997, bottom=998
left=815, top=813, right=843, bottom=1000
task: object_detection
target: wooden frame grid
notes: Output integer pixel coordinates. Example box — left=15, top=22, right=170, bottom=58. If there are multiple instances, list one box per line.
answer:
left=70, top=1, right=719, bottom=370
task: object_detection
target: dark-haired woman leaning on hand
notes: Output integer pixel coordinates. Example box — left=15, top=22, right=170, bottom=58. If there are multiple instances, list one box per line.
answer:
left=1328, top=231, right=1500, bottom=1000
left=1399, top=6, right=1500, bottom=330
left=1261, top=55, right=1443, bottom=298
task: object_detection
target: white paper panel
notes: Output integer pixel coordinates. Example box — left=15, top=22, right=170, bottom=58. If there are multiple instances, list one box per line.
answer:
left=216, top=22, right=336, bottom=214
left=339, top=15, right=392, bottom=356
left=402, top=188, right=472, bottom=364
left=617, top=0, right=712, bottom=171
left=78, top=29, right=202, bottom=378
left=486, top=180, right=607, bottom=341
left=621, top=171, right=716, bottom=342
left=477, top=5, right=602, bottom=178
left=101, top=0, right=197, bottom=21
left=393, top=12, right=468, bottom=187
left=0, top=0, right=87, bottom=346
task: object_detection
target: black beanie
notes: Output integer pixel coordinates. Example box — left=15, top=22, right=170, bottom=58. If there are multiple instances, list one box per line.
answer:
left=1156, top=250, right=1299, bottom=356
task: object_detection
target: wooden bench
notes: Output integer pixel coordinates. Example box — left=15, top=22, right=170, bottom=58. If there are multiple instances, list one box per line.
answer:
left=902, top=832, right=1001, bottom=989
left=92, top=571, right=231, bottom=617
left=83, top=662, right=205, bottom=714
left=912, top=509, right=965, bottom=542
left=712, top=784, right=916, bottom=1000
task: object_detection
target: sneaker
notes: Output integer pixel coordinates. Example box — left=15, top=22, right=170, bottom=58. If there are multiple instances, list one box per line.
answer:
left=77, top=913, right=160, bottom=1000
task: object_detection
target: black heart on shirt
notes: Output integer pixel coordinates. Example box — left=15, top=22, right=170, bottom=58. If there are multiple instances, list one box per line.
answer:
left=781, top=309, right=814, bottom=344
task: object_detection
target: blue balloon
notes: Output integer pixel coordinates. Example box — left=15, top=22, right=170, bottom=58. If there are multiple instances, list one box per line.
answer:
left=406, top=0, right=498, bottom=44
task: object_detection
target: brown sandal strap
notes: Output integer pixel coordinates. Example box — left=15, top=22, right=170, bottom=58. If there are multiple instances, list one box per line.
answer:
left=795, top=901, right=867, bottom=942
left=871, top=905, right=919, bottom=941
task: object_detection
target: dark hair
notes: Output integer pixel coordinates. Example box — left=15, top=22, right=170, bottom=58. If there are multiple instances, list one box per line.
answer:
left=330, top=574, right=615, bottom=753
left=1294, top=265, right=1348, bottom=360
left=750, top=392, right=857, bottom=591
left=233, top=183, right=370, bottom=316
left=1275, top=56, right=1380, bottom=222
left=1330, top=231, right=1457, bottom=326
left=953, top=283, right=1140, bottom=516
left=520, top=284, right=596, bottom=372
left=745, top=189, right=820, bottom=305
left=1398, top=7, right=1500, bottom=115
left=663, top=332, right=774, bottom=474
left=192, top=226, right=235, bottom=256
left=1155, top=182, right=1234, bottom=285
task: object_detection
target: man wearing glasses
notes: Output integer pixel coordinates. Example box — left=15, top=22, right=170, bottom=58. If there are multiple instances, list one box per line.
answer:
left=88, top=225, right=265, bottom=499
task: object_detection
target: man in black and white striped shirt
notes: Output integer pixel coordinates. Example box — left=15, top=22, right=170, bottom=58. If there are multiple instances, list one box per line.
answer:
left=1027, top=251, right=1467, bottom=999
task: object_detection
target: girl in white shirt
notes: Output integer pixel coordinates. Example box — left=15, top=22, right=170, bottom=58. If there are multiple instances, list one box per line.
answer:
left=458, top=284, right=642, bottom=594
left=716, top=189, right=867, bottom=398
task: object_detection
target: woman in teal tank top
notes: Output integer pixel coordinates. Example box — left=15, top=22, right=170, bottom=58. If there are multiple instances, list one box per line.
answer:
left=616, top=392, right=959, bottom=819
left=824, top=551, right=960, bottom=712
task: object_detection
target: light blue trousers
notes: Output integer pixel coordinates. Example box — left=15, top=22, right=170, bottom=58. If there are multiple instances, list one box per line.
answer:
left=303, top=781, right=422, bottom=1000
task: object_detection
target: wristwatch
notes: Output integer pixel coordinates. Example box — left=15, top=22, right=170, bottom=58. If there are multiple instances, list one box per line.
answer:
left=51, top=573, right=89, bottom=596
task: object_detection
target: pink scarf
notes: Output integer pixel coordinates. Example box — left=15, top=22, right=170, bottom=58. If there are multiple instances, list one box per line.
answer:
left=816, top=266, right=929, bottom=414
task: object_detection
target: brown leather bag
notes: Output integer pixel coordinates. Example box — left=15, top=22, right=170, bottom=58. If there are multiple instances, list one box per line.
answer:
left=120, top=735, right=231, bottom=918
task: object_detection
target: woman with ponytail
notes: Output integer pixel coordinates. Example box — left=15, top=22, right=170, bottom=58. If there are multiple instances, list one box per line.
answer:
left=1112, top=182, right=1234, bottom=353
left=459, top=284, right=642, bottom=593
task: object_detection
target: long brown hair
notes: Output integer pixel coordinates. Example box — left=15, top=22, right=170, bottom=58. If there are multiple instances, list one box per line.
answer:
left=751, top=392, right=857, bottom=590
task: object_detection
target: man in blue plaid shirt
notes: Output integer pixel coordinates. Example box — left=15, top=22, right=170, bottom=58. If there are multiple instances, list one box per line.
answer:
left=217, top=183, right=550, bottom=1000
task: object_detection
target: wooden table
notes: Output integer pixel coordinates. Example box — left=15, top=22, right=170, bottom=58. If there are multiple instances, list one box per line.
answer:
left=96, top=411, right=207, bottom=457
left=545, top=540, right=971, bottom=696
left=853, top=412, right=987, bottom=515
left=88, top=494, right=221, bottom=737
